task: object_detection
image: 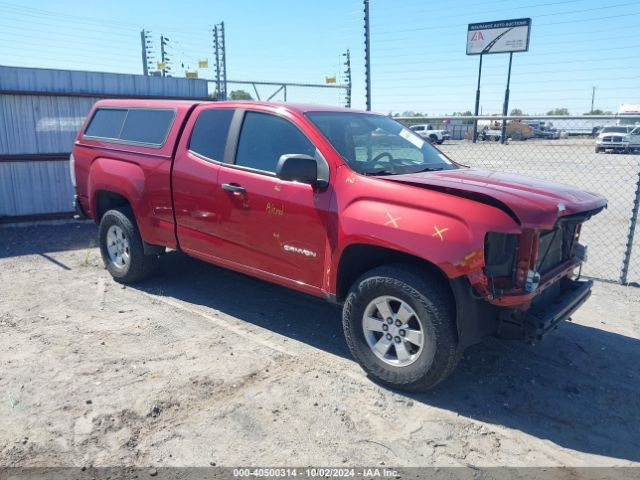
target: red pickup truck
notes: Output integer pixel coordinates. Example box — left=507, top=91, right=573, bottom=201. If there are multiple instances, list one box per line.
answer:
left=72, top=99, right=606, bottom=391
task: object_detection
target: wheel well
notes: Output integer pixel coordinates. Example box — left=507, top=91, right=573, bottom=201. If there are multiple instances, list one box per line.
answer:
left=335, top=244, right=450, bottom=303
left=95, top=191, right=131, bottom=222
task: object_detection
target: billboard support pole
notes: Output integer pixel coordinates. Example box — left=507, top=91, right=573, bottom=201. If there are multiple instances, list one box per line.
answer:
left=500, top=52, right=513, bottom=145
left=472, top=54, right=483, bottom=143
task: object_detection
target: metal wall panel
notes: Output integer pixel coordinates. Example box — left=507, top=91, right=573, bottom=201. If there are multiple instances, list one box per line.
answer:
left=0, top=65, right=208, bottom=98
left=0, top=95, right=97, bottom=155
left=0, top=66, right=210, bottom=217
left=0, top=160, right=74, bottom=216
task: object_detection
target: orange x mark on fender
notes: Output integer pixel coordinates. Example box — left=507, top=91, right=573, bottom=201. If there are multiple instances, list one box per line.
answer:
left=432, top=225, right=449, bottom=241
left=385, top=212, right=401, bottom=228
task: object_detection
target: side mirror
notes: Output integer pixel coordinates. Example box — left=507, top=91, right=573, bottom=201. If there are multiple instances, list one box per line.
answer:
left=276, top=154, right=318, bottom=185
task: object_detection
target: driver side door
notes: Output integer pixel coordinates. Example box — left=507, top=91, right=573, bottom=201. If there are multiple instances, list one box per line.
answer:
left=213, top=110, right=331, bottom=291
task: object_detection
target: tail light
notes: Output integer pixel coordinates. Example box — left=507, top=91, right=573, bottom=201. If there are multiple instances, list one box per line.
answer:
left=69, top=153, right=76, bottom=188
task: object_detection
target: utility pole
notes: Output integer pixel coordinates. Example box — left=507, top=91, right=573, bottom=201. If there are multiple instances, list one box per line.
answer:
left=213, top=25, right=221, bottom=98
left=160, top=35, right=171, bottom=77
left=343, top=49, right=352, bottom=108
left=140, top=30, right=154, bottom=76
left=220, top=22, right=227, bottom=100
left=140, top=30, right=148, bottom=76
left=591, top=86, right=596, bottom=113
left=212, top=22, right=228, bottom=100
left=363, top=0, right=371, bottom=111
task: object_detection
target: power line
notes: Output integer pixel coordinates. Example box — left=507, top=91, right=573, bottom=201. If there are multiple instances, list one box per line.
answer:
left=368, top=11, right=640, bottom=45
left=373, top=43, right=640, bottom=61
left=372, top=2, right=640, bottom=37
left=370, top=0, right=583, bottom=30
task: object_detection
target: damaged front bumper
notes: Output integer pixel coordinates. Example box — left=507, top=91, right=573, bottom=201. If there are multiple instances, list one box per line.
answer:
left=497, top=277, right=593, bottom=341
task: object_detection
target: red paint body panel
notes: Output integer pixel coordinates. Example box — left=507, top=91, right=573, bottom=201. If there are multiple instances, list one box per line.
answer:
left=383, top=169, right=607, bottom=229
left=73, top=99, right=607, bottom=310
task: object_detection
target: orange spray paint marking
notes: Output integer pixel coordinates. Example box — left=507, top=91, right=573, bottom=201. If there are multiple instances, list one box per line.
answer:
left=432, top=225, right=449, bottom=241
left=385, top=212, right=401, bottom=229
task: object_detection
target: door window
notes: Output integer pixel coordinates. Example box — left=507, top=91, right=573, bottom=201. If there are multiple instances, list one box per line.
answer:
left=235, top=112, right=315, bottom=173
left=189, top=108, right=235, bottom=162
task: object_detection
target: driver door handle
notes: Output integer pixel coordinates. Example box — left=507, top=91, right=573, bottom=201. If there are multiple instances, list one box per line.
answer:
left=221, top=183, right=246, bottom=194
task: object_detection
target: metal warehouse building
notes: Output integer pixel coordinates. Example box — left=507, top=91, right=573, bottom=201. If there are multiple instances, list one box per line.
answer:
left=0, top=65, right=208, bottom=220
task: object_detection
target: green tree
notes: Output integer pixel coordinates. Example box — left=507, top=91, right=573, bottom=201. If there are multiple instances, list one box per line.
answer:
left=229, top=90, right=253, bottom=100
left=400, top=111, right=424, bottom=117
left=546, top=108, right=570, bottom=115
left=584, top=109, right=613, bottom=115
left=510, top=108, right=524, bottom=116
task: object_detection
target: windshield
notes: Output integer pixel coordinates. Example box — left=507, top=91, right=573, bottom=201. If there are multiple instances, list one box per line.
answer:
left=602, top=127, right=630, bottom=133
left=305, top=112, right=456, bottom=175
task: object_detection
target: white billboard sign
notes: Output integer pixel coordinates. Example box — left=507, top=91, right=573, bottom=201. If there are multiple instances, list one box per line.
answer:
left=466, top=18, right=531, bottom=55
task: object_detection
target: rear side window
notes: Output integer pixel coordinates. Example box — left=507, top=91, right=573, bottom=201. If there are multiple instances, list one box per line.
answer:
left=84, top=107, right=175, bottom=147
left=84, top=109, right=127, bottom=139
left=235, top=112, right=315, bottom=173
left=120, top=109, right=175, bottom=144
left=189, top=109, right=235, bottom=161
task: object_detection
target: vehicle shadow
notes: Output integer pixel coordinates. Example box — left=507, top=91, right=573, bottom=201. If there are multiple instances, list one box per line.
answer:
left=136, top=251, right=639, bottom=462
left=0, top=221, right=97, bottom=259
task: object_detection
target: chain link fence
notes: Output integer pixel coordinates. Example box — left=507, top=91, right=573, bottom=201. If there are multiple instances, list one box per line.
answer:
left=397, top=115, right=640, bottom=286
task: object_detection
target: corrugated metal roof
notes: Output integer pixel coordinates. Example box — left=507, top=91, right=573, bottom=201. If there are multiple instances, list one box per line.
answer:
left=0, top=65, right=208, bottom=98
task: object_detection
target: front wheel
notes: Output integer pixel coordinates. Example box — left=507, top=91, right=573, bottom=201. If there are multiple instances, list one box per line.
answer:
left=98, top=208, right=157, bottom=284
left=342, top=265, right=460, bottom=391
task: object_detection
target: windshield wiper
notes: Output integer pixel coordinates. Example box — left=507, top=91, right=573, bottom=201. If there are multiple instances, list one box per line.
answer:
left=361, top=169, right=395, bottom=176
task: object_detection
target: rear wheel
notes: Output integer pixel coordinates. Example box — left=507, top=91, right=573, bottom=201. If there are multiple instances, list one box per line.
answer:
left=98, top=208, right=157, bottom=284
left=429, top=134, right=438, bottom=144
left=342, top=265, right=460, bottom=391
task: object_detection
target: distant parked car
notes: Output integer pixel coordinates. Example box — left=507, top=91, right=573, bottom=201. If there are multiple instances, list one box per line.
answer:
left=468, top=121, right=533, bottom=141
left=595, top=125, right=636, bottom=153
left=521, top=120, right=560, bottom=139
left=410, top=124, right=450, bottom=144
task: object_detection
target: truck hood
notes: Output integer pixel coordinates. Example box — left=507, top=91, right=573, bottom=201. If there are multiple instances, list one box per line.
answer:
left=382, top=168, right=607, bottom=229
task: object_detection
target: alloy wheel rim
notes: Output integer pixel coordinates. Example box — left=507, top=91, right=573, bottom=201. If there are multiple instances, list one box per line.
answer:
left=362, top=295, right=426, bottom=367
left=106, top=225, right=130, bottom=270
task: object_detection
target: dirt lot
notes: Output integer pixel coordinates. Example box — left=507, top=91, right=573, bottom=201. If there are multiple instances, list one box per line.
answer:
left=1, top=221, right=639, bottom=468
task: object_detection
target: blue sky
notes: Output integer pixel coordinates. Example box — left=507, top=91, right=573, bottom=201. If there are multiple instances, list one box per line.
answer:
left=0, top=0, right=638, bottom=115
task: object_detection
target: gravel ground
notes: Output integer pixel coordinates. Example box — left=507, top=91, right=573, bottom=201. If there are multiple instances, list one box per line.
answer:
left=0, top=221, right=639, bottom=468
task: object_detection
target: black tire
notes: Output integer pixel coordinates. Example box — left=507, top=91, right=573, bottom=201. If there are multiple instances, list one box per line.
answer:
left=437, top=139, right=444, bottom=145
left=342, top=265, right=460, bottom=391
left=98, top=208, right=157, bottom=284
left=595, top=146, right=602, bottom=153
left=429, top=135, right=438, bottom=144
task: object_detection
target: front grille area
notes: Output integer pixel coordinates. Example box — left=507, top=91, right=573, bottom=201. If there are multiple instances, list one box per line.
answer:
left=536, top=223, right=577, bottom=274
left=602, top=135, right=623, bottom=143
left=485, top=223, right=580, bottom=291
